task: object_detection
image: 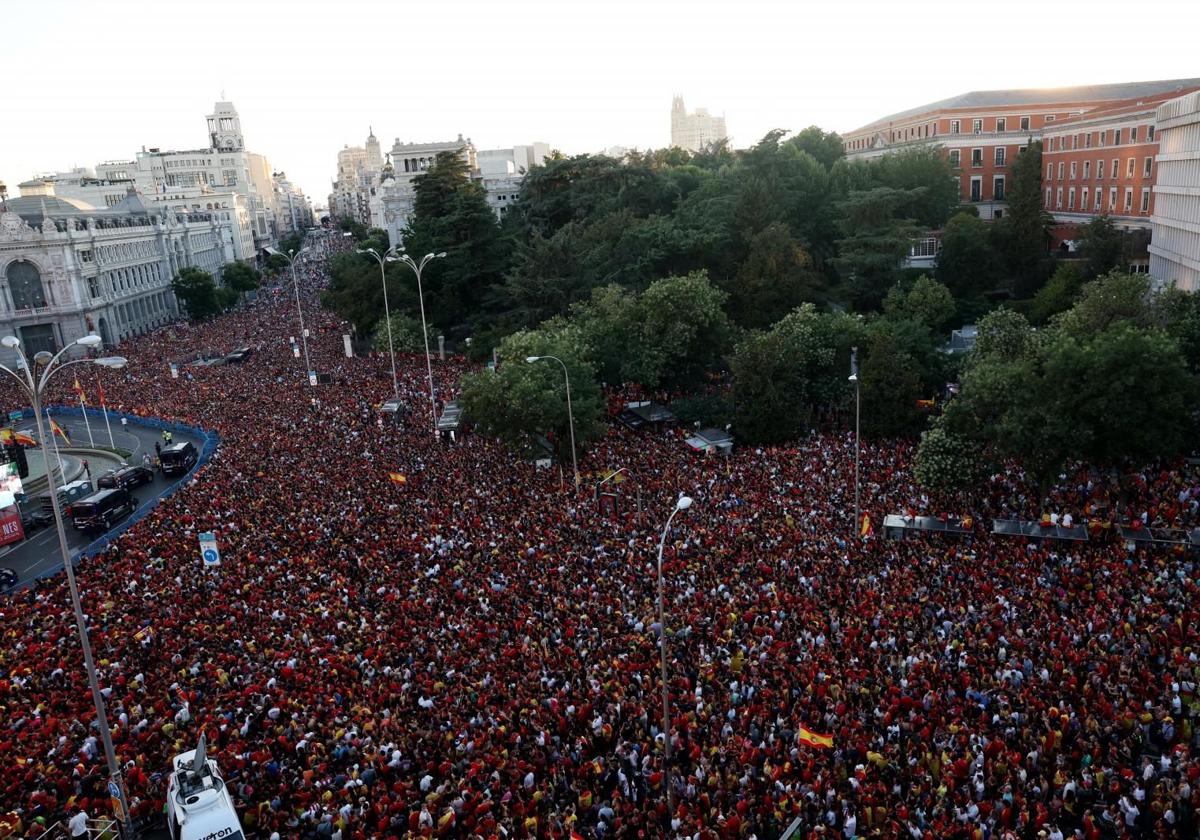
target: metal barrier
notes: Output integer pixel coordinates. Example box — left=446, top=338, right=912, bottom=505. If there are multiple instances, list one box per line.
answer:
left=37, top=816, right=120, bottom=839
left=14, top=406, right=220, bottom=577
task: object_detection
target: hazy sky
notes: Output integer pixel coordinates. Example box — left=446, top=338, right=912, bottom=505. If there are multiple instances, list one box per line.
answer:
left=4, top=0, right=1198, bottom=206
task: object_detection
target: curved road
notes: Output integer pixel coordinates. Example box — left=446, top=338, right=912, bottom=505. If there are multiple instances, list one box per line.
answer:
left=0, top=415, right=205, bottom=586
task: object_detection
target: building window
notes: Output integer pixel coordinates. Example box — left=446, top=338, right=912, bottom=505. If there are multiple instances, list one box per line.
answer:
left=1085, top=132, right=1093, bottom=149
left=1099, top=130, right=1106, bottom=147
left=1124, top=187, right=1133, bottom=211
left=1094, top=189, right=1103, bottom=211
left=1070, top=161, right=1077, bottom=180
left=1045, top=187, right=1053, bottom=208
left=1144, top=156, right=1153, bottom=177
left=1083, top=161, right=1091, bottom=179
left=1068, top=187, right=1076, bottom=210
left=950, top=120, right=960, bottom=134
left=993, top=176, right=1005, bottom=201
left=1044, top=115, right=1056, bottom=123
left=1112, top=158, right=1119, bottom=179
left=909, top=237, right=940, bottom=258
left=1109, top=187, right=1118, bottom=210
left=87, top=277, right=100, bottom=298
left=1097, top=160, right=1105, bottom=179
left=970, top=177, right=982, bottom=202
left=1081, top=187, right=1089, bottom=209
left=972, top=119, right=983, bottom=134
left=1141, top=188, right=1151, bottom=213
left=996, top=117, right=1006, bottom=132
left=6, top=260, right=47, bottom=309
left=1020, top=116, right=1030, bottom=131
left=948, top=149, right=961, bottom=168
left=1055, top=187, right=1063, bottom=209
left=1126, top=158, right=1135, bottom=177
left=994, top=147, right=1006, bottom=166
left=1148, top=125, right=1156, bottom=142
left=78, top=249, right=94, bottom=263
left=1057, top=162, right=1064, bottom=180
left=1114, top=128, right=1123, bottom=146
left=1130, top=126, right=1138, bottom=143
left=971, top=148, right=983, bottom=167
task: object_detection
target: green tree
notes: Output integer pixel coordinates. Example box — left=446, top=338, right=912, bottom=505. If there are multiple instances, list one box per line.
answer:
left=222, top=262, right=261, bottom=296
left=730, top=305, right=862, bottom=444
left=1054, top=270, right=1156, bottom=338
left=458, top=325, right=604, bottom=465
left=572, top=284, right=641, bottom=385
left=403, top=151, right=510, bottom=331
left=935, top=212, right=1000, bottom=297
left=882, top=275, right=956, bottom=332
left=373, top=312, right=437, bottom=354
left=171, top=266, right=223, bottom=321
left=1028, top=261, right=1084, bottom=324
left=1075, top=215, right=1127, bottom=278
left=867, top=146, right=960, bottom=228
left=629, top=270, right=732, bottom=388
left=913, top=417, right=985, bottom=493
left=859, top=326, right=924, bottom=437
left=725, top=222, right=822, bottom=327
left=787, top=126, right=844, bottom=170
left=833, top=187, right=924, bottom=309
left=992, top=141, right=1053, bottom=296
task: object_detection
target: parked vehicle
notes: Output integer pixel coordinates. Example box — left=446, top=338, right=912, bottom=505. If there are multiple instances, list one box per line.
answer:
left=166, top=734, right=245, bottom=840
left=38, top=479, right=93, bottom=521
left=0, top=567, right=17, bottom=593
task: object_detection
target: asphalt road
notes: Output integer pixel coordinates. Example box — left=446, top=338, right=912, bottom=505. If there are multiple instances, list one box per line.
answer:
left=0, top=415, right=205, bottom=587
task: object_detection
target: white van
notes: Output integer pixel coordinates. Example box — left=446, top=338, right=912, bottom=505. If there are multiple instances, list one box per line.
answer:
left=166, top=735, right=244, bottom=840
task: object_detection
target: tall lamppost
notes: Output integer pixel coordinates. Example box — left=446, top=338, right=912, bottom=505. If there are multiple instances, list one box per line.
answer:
left=0, top=334, right=130, bottom=829
left=395, top=250, right=445, bottom=438
left=357, top=246, right=401, bottom=399
left=525, top=355, right=579, bottom=489
left=265, top=246, right=311, bottom=381
left=849, top=346, right=860, bottom=540
left=656, top=494, right=693, bottom=820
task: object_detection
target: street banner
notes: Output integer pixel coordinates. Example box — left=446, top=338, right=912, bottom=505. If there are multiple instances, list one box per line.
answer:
left=0, top=504, right=25, bottom=547
left=343, top=334, right=353, bottom=358
left=199, top=531, right=221, bottom=567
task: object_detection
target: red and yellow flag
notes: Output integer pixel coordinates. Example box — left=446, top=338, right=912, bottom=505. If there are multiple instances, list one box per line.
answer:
left=798, top=726, right=834, bottom=749
left=49, top=418, right=70, bottom=445
left=0, top=429, right=35, bottom=447
left=72, top=377, right=86, bottom=406
left=388, top=472, right=407, bottom=485
left=860, top=513, right=873, bottom=538
left=916, top=397, right=936, bottom=409
left=96, top=378, right=107, bottom=407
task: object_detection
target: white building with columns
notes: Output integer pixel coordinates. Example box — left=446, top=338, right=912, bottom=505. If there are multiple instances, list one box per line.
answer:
left=0, top=193, right=233, bottom=355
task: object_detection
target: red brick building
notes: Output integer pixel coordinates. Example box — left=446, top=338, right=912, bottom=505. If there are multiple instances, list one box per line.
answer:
left=842, top=79, right=1200, bottom=222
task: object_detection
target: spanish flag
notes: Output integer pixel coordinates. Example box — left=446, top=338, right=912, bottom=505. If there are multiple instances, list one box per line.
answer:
left=49, top=418, right=70, bottom=445
left=798, top=726, right=834, bottom=749
left=0, top=429, right=35, bottom=447
left=916, top=397, right=936, bottom=409
left=388, top=472, right=407, bottom=485
left=73, top=377, right=87, bottom=406
left=860, top=513, right=873, bottom=538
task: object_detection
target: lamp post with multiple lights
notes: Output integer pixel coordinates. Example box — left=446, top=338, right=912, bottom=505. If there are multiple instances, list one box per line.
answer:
left=394, top=250, right=445, bottom=437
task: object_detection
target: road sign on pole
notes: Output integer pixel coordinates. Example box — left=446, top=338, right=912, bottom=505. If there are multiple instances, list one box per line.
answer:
left=199, top=531, right=220, bottom=567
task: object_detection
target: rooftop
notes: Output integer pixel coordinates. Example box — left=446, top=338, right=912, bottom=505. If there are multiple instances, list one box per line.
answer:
left=854, top=77, right=1200, bottom=131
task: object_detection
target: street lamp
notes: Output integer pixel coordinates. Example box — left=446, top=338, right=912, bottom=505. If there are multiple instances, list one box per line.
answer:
left=357, top=246, right=401, bottom=399
left=394, top=250, right=445, bottom=438
left=265, top=246, right=311, bottom=381
left=0, top=334, right=131, bottom=830
left=656, top=494, right=693, bottom=820
left=526, top=355, right=579, bottom=489
left=849, top=346, right=860, bottom=540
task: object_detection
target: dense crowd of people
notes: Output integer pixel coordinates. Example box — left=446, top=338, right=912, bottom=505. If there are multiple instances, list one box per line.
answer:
left=0, top=229, right=1197, bottom=840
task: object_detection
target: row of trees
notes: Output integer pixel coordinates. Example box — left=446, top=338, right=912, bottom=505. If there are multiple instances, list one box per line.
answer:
left=171, top=262, right=261, bottom=321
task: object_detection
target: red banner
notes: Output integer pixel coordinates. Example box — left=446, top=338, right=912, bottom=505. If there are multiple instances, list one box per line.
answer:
left=0, top=505, right=25, bottom=547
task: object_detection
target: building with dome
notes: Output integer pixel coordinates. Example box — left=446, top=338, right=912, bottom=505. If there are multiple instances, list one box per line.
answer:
left=0, top=192, right=232, bottom=358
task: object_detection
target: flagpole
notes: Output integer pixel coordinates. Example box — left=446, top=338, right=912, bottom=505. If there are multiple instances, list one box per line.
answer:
left=96, top=374, right=115, bottom=450
left=78, top=394, right=94, bottom=448
left=46, top=408, right=63, bottom=484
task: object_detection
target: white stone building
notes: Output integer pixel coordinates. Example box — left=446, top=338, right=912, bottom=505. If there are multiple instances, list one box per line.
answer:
left=378, top=136, right=477, bottom=244
left=1150, top=90, right=1200, bottom=292
left=18, top=168, right=134, bottom=210
left=670, top=96, right=727, bottom=152
left=0, top=193, right=233, bottom=355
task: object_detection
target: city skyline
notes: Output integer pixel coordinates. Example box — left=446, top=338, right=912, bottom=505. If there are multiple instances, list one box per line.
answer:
left=5, top=0, right=1200, bottom=208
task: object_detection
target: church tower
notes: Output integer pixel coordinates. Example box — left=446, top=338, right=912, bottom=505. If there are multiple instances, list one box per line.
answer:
left=670, top=95, right=686, bottom=148
left=207, top=100, right=245, bottom=152
left=365, top=127, right=383, bottom=173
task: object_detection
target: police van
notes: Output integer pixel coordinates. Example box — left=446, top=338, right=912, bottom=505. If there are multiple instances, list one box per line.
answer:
left=70, top=488, right=136, bottom=533
left=166, top=735, right=244, bottom=840
left=160, top=441, right=199, bottom=476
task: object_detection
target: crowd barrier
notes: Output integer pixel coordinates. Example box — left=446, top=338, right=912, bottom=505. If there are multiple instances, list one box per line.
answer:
left=15, top=406, right=220, bottom=577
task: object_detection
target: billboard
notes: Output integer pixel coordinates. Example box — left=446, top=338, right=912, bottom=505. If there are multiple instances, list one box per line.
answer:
left=0, top=461, right=23, bottom=509
left=0, top=504, right=24, bottom=547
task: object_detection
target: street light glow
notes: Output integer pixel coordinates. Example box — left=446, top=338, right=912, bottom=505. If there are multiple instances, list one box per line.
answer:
left=77, top=334, right=103, bottom=348
left=94, top=356, right=128, bottom=369
left=525, top=356, right=541, bottom=363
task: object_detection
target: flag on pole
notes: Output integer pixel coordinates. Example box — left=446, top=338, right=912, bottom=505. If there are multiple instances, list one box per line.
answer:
left=73, top=377, right=87, bottom=406
left=97, top=379, right=107, bottom=407
left=798, top=726, right=834, bottom=749
left=49, top=418, right=71, bottom=445
left=860, top=513, right=873, bottom=538
left=388, top=472, right=407, bottom=484
left=0, top=429, right=35, bottom=447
